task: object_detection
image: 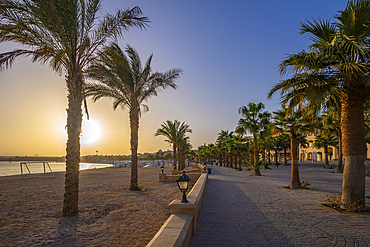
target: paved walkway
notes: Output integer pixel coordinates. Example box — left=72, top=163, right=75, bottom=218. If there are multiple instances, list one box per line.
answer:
left=190, top=164, right=370, bottom=247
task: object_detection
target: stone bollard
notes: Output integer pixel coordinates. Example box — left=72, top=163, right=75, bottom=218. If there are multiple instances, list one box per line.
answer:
left=159, top=173, right=166, bottom=182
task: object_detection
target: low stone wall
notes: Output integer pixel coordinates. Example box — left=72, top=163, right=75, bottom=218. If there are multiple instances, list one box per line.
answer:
left=159, top=173, right=201, bottom=182
left=147, top=169, right=208, bottom=247
left=168, top=173, right=207, bottom=234
left=145, top=214, right=193, bottom=247
left=172, top=169, right=201, bottom=175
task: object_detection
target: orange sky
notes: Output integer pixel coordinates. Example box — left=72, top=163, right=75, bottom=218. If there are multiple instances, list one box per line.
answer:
left=0, top=58, right=189, bottom=156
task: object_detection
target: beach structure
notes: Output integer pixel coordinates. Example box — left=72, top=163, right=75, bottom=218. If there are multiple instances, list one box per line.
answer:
left=20, top=162, right=54, bottom=179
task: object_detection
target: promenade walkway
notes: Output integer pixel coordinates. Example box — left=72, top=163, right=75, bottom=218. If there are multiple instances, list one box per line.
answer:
left=190, top=164, right=370, bottom=246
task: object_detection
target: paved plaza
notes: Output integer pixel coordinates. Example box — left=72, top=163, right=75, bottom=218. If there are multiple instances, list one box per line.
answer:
left=190, top=163, right=370, bottom=246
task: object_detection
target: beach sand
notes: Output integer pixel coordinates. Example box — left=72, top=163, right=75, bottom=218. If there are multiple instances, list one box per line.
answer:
left=0, top=166, right=183, bottom=246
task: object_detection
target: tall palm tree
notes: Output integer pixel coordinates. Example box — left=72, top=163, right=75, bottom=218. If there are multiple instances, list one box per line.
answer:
left=85, top=43, right=181, bottom=190
left=178, top=137, right=191, bottom=170
left=272, top=107, right=313, bottom=188
left=0, top=0, right=148, bottom=216
left=237, top=102, right=271, bottom=176
left=268, top=1, right=370, bottom=204
left=155, top=120, right=192, bottom=171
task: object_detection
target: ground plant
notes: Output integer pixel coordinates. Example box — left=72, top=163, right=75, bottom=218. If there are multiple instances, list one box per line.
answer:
left=246, top=160, right=271, bottom=175
left=324, top=192, right=370, bottom=212
left=300, top=180, right=310, bottom=189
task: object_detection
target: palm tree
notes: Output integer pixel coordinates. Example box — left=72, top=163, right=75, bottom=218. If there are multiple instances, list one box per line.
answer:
left=237, top=102, right=271, bottom=176
left=260, top=126, right=275, bottom=165
left=155, top=120, right=192, bottom=171
left=178, top=137, right=192, bottom=170
left=197, top=145, right=207, bottom=164
left=216, top=130, right=233, bottom=167
left=268, top=1, right=370, bottom=204
left=0, top=0, right=148, bottom=216
left=277, top=133, right=290, bottom=166
left=272, top=107, right=313, bottom=189
left=314, top=132, right=339, bottom=169
left=232, top=134, right=248, bottom=171
left=322, top=109, right=343, bottom=172
left=185, top=149, right=197, bottom=163
left=86, top=43, right=181, bottom=190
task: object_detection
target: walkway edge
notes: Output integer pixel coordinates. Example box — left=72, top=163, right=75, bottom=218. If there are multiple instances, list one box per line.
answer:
left=147, top=172, right=208, bottom=247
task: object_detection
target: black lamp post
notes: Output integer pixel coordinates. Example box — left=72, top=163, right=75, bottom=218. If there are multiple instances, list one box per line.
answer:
left=161, top=165, right=164, bottom=174
left=173, top=164, right=176, bottom=170
left=176, top=171, right=191, bottom=203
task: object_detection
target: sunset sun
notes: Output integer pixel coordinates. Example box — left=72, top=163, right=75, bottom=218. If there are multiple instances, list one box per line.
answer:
left=79, top=116, right=102, bottom=144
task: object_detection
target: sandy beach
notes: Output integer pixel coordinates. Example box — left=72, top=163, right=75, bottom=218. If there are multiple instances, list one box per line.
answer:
left=0, top=166, right=184, bottom=247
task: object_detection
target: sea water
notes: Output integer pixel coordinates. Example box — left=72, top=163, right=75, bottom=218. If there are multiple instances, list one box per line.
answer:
left=0, top=161, right=112, bottom=177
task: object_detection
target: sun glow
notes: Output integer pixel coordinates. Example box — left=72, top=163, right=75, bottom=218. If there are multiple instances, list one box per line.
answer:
left=63, top=116, right=102, bottom=144
left=81, top=116, right=102, bottom=144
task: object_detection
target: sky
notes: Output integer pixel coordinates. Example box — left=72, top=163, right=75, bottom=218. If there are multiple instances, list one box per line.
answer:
left=0, top=0, right=348, bottom=156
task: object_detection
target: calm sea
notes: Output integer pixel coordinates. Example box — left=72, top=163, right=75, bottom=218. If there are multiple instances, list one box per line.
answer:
left=0, top=161, right=112, bottom=177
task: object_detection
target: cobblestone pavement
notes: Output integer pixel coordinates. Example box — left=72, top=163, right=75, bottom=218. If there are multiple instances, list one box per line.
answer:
left=190, top=163, right=370, bottom=247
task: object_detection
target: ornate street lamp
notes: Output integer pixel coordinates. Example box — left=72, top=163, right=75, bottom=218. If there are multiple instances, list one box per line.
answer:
left=161, top=165, right=164, bottom=174
left=173, top=164, right=176, bottom=170
left=176, top=171, right=191, bottom=203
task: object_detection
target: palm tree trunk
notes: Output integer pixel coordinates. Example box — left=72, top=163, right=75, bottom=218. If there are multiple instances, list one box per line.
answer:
left=177, top=147, right=182, bottom=170
left=129, top=106, right=140, bottom=191
left=268, top=151, right=271, bottom=165
left=234, top=154, right=237, bottom=169
left=254, top=168, right=261, bottom=176
left=181, top=150, right=185, bottom=170
left=283, top=148, right=288, bottom=166
left=336, top=127, right=343, bottom=173
left=341, top=87, right=366, bottom=207
left=253, top=134, right=260, bottom=175
left=324, top=146, right=329, bottom=169
left=275, top=149, right=279, bottom=166
left=253, top=134, right=259, bottom=162
left=63, top=73, right=83, bottom=217
left=238, top=153, right=242, bottom=171
left=173, top=143, right=177, bottom=171
left=290, top=132, right=300, bottom=189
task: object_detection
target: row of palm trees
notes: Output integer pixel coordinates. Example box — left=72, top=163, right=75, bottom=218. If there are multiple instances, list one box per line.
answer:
left=0, top=0, right=182, bottom=216
left=200, top=97, right=368, bottom=196
left=199, top=102, right=311, bottom=180
left=200, top=0, right=370, bottom=209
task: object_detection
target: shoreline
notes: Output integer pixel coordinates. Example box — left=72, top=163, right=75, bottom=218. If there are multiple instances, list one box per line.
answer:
left=0, top=166, right=180, bottom=247
left=0, top=161, right=114, bottom=178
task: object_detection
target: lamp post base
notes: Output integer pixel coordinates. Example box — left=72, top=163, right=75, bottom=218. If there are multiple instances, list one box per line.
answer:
left=181, top=192, right=188, bottom=203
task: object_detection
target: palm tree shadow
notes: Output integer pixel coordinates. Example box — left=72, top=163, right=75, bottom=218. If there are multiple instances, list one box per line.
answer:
left=54, top=215, right=79, bottom=246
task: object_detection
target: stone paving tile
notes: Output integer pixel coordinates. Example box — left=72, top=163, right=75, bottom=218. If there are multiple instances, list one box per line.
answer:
left=190, top=164, right=370, bottom=247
